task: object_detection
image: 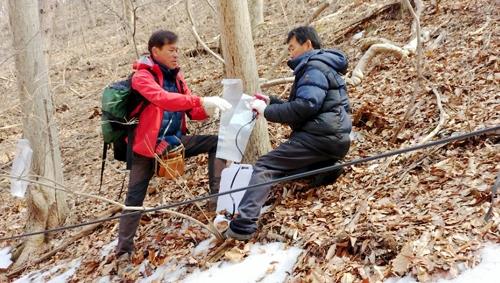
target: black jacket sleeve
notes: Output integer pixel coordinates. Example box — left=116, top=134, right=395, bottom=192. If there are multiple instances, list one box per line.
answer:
left=264, top=98, right=318, bottom=124
left=269, top=95, right=285, bottom=105
left=263, top=67, right=328, bottom=125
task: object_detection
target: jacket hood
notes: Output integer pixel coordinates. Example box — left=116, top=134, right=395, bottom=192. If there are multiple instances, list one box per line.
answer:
left=288, top=49, right=348, bottom=75
left=132, top=55, right=180, bottom=75
left=132, top=55, right=155, bottom=71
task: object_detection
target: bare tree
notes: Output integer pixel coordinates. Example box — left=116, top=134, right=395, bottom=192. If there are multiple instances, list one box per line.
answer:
left=248, top=0, right=264, bottom=32
left=217, top=0, right=271, bottom=163
left=8, top=0, right=69, bottom=268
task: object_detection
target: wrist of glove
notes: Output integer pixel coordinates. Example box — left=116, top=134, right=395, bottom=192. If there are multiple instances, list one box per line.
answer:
left=254, top=92, right=270, bottom=105
left=202, top=96, right=232, bottom=112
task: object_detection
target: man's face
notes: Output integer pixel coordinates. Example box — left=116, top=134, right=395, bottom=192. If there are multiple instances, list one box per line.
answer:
left=152, top=42, right=179, bottom=69
left=288, top=36, right=313, bottom=60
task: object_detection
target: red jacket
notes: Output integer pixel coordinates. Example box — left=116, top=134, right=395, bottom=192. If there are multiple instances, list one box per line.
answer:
left=130, top=56, right=208, bottom=157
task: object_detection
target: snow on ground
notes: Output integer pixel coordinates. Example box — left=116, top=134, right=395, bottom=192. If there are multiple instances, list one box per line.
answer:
left=138, top=241, right=303, bottom=283
left=10, top=242, right=500, bottom=282
left=0, top=246, right=12, bottom=269
left=182, top=242, right=303, bottom=283
left=192, top=236, right=217, bottom=256
left=386, top=243, right=500, bottom=283
left=13, top=258, right=81, bottom=283
left=99, top=239, right=118, bottom=259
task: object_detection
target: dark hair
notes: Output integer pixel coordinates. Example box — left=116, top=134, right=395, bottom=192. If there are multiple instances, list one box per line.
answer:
left=148, top=30, right=178, bottom=54
left=286, top=26, right=322, bottom=49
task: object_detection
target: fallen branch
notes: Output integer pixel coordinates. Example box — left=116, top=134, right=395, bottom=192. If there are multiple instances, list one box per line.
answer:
left=347, top=43, right=409, bottom=86
left=185, top=0, right=224, bottom=64
left=7, top=206, right=122, bottom=278
left=260, top=76, right=295, bottom=89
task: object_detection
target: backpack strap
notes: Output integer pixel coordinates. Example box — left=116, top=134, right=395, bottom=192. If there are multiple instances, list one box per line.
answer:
left=99, top=143, right=109, bottom=193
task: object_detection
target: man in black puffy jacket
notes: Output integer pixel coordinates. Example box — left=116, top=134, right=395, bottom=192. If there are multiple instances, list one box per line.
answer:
left=225, top=26, right=352, bottom=240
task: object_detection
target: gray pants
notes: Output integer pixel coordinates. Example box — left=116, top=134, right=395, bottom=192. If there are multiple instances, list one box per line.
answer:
left=116, top=135, right=225, bottom=256
left=229, top=138, right=345, bottom=235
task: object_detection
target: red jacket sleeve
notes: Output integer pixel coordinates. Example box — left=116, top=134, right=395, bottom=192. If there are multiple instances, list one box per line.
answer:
left=131, top=69, right=203, bottom=111
left=177, top=73, right=209, bottom=121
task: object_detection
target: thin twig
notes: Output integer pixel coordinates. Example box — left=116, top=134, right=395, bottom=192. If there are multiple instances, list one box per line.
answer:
left=391, top=0, right=423, bottom=142
left=6, top=206, right=122, bottom=278
left=0, top=173, right=218, bottom=237
left=419, top=87, right=448, bottom=144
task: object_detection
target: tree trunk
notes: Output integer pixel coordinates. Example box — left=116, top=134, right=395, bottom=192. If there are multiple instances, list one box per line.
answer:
left=248, top=0, right=264, bottom=32
left=218, top=0, right=271, bottom=163
left=8, top=0, right=69, bottom=268
left=38, top=0, right=57, bottom=59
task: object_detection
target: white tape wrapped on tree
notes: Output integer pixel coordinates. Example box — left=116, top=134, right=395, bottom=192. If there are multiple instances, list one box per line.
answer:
left=10, top=139, right=33, bottom=198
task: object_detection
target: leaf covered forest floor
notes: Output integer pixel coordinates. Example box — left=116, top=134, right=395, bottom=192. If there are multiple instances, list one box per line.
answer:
left=0, top=0, right=498, bottom=281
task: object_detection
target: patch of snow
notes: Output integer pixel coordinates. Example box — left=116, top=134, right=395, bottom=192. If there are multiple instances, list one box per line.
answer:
left=100, top=239, right=118, bottom=259
left=0, top=247, right=12, bottom=269
left=14, top=258, right=81, bottom=283
left=138, top=261, right=186, bottom=283
left=182, top=242, right=303, bottom=283
left=47, top=259, right=81, bottom=283
left=96, top=276, right=111, bottom=283
left=193, top=236, right=217, bottom=256
left=385, top=243, right=500, bottom=283
left=140, top=241, right=302, bottom=283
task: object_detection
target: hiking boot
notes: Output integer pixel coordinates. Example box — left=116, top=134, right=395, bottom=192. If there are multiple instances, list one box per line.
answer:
left=224, top=227, right=253, bottom=241
left=309, top=166, right=344, bottom=188
left=115, top=253, right=134, bottom=279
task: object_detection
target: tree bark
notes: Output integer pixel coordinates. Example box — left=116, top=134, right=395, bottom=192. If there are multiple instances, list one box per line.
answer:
left=218, top=0, right=271, bottom=163
left=248, top=0, right=264, bottom=32
left=38, top=0, right=57, bottom=60
left=8, top=0, right=69, bottom=268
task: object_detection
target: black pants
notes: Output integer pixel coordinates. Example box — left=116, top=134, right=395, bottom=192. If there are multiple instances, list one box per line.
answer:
left=116, top=135, right=225, bottom=255
left=229, top=137, right=347, bottom=235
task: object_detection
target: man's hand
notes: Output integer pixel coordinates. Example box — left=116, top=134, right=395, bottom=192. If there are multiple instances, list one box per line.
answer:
left=250, top=99, right=267, bottom=116
left=254, top=92, right=270, bottom=105
left=202, top=97, right=232, bottom=114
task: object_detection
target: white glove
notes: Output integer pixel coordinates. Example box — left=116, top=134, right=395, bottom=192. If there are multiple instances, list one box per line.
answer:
left=250, top=99, right=267, bottom=116
left=202, top=96, right=232, bottom=112
left=205, top=106, right=220, bottom=119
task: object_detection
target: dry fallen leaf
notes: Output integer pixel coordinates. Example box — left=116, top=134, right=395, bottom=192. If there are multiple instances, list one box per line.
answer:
left=224, top=246, right=247, bottom=263
left=392, top=242, right=413, bottom=275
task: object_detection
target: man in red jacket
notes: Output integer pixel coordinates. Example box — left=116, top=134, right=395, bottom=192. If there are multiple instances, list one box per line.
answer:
left=115, top=30, right=231, bottom=258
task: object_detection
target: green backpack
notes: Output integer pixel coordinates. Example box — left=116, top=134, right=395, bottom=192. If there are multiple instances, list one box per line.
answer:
left=99, top=70, right=157, bottom=191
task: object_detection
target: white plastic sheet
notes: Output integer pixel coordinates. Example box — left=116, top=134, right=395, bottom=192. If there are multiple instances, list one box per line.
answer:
left=216, top=163, right=253, bottom=213
left=10, top=139, right=33, bottom=198
left=216, top=79, right=256, bottom=162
